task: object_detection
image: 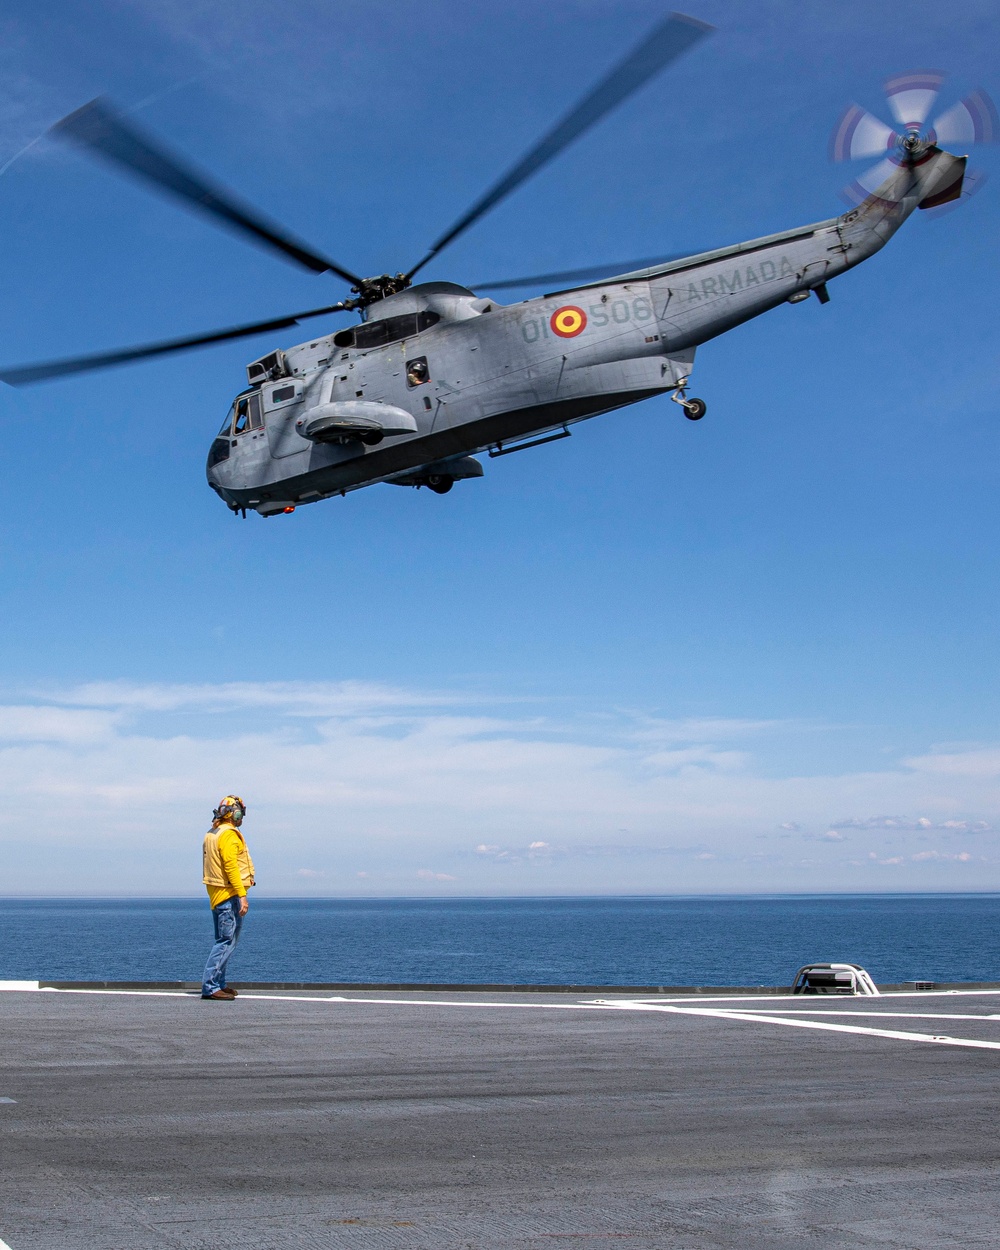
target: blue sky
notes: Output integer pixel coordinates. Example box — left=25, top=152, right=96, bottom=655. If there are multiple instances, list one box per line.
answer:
left=0, top=0, right=998, bottom=895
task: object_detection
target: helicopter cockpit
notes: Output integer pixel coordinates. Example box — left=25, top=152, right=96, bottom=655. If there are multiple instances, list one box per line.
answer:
left=208, top=391, right=265, bottom=466
left=231, top=393, right=263, bottom=435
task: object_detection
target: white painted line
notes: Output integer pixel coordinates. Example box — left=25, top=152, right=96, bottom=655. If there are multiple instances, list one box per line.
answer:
left=623, top=989, right=1000, bottom=1005
left=0, top=1236, right=14, bottom=1249
left=0, top=981, right=39, bottom=991
left=30, top=987, right=609, bottom=1010
left=598, top=1001, right=1000, bottom=1051
left=252, top=993, right=601, bottom=1010
left=731, top=1009, right=1000, bottom=1022
left=38, top=987, right=195, bottom=998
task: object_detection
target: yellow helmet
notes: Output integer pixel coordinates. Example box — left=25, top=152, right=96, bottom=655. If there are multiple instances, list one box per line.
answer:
left=213, top=795, right=246, bottom=826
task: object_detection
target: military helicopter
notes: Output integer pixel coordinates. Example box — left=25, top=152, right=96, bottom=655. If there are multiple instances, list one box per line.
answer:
left=1, top=17, right=994, bottom=517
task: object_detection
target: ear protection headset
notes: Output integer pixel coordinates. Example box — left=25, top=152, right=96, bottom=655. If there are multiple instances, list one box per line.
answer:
left=213, top=795, right=246, bottom=825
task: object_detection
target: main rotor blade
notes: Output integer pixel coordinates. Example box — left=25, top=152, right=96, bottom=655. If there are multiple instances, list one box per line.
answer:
left=52, top=98, right=364, bottom=286
left=407, top=11, right=713, bottom=280
left=0, top=303, right=351, bottom=386
left=473, top=253, right=691, bottom=292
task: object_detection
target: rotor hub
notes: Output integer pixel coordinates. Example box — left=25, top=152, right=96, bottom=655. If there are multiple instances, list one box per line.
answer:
left=347, top=272, right=412, bottom=309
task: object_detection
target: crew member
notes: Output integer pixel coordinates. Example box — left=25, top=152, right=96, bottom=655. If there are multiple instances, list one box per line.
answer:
left=201, top=795, right=255, bottom=1000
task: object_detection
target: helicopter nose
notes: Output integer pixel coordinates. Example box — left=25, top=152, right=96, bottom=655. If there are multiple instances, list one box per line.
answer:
left=205, top=435, right=240, bottom=507
left=207, top=432, right=232, bottom=471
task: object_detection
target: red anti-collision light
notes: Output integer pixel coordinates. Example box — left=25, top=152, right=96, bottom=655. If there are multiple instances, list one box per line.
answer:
left=283, top=506, right=295, bottom=514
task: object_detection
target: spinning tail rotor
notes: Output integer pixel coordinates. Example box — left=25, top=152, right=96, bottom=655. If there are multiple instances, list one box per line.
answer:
left=830, top=70, right=998, bottom=207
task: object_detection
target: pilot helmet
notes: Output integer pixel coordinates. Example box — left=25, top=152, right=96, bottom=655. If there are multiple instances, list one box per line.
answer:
left=214, top=795, right=246, bottom=826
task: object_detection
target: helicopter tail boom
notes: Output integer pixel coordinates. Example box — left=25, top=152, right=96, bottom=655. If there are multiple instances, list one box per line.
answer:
left=839, top=145, right=968, bottom=260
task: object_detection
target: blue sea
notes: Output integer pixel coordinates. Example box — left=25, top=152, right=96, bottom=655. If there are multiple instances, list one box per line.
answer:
left=1, top=895, right=998, bottom=986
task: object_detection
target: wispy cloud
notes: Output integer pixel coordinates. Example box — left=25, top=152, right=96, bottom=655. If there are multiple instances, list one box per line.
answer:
left=830, top=815, right=991, bottom=832
left=44, top=679, right=481, bottom=716
left=0, top=680, right=998, bottom=895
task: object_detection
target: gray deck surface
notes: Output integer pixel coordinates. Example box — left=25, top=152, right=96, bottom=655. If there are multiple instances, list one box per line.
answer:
left=2, top=986, right=1000, bottom=1248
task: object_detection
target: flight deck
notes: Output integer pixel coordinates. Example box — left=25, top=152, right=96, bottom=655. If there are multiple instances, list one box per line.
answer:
left=2, top=982, right=999, bottom=1248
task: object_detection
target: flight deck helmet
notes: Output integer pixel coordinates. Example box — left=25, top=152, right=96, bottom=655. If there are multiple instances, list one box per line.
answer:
left=213, top=795, right=246, bottom=826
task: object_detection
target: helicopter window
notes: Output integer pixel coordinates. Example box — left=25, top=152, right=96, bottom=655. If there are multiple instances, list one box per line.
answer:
left=219, top=408, right=235, bottom=436
left=333, top=311, right=440, bottom=351
left=233, top=398, right=251, bottom=435
left=406, top=357, right=430, bottom=387
left=234, top=393, right=263, bottom=435
left=207, top=438, right=230, bottom=467
left=269, top=385, right=297, bottom=405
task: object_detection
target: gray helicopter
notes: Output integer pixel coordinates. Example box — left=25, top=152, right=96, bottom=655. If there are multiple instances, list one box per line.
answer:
left=2, top=18, right=993, bottom=517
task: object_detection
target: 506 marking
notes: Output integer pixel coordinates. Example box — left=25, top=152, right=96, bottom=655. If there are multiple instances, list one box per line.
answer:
left=521, top=296, right=654, bottom=344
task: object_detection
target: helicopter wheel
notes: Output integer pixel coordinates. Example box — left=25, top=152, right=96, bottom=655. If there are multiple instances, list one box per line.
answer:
left=683, top=397, right=707, bottom=421
left=361, top=431, right=384, bottom=445
left=427, top=476, right=453, bottom=494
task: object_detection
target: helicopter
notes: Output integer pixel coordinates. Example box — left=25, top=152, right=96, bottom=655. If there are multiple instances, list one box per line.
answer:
left=1, top=17, right=994, bottom=517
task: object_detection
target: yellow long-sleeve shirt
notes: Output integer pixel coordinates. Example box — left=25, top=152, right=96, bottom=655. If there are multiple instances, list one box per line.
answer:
left=205, top=824, right=255, bottom=908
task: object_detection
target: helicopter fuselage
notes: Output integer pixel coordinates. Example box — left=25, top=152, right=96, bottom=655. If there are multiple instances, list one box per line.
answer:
left=207, top=146, right=964, bottom=516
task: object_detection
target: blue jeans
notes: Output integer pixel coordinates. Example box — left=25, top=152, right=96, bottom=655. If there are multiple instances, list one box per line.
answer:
left=201, top=897, right=245, bottom=995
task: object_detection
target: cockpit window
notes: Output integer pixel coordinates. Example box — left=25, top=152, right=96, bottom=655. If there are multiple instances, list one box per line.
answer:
left=333, top=310, right=440, bottom=351
left=219, top=409, right=234, bottom=436
left=233, top=392, right=263, bottom=435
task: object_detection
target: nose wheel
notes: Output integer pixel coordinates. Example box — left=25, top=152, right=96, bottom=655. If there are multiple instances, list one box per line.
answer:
left=670, top=382, right=707, bottom=421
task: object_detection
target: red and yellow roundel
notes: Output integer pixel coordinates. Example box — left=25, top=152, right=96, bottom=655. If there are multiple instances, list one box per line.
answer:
left=550, top=305, right=587, bottom=338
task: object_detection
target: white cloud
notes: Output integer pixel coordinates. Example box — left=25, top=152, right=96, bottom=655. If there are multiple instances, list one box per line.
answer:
left=911, top=850, right=973, bottom=863
left=830, top=815, right=991, bottom=833
left=1, top=680, right=999, bottom=894
left=904, top=747, right=1000, bottom=778
left=0, top=705, right=120, bottom=744
left=46, top=679, right=478, bottom=716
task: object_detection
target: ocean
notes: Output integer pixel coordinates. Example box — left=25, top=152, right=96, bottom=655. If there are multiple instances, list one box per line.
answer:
left=1, top=895, right=998, bottom=986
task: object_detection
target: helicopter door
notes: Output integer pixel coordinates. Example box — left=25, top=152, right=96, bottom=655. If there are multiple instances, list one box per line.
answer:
left=233, top=393, right=263, bottom=435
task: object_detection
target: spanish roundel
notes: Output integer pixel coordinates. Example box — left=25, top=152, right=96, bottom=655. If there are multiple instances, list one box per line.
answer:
left=550, top=305, right=587, bottom=338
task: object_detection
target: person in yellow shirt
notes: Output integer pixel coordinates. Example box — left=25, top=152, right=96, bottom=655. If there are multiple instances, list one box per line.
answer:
left=201, top=795, right=255, bottom=1000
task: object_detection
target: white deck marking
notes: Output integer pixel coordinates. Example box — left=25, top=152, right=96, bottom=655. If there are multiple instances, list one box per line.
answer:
left=728, top=1009, right=1000, bottom=1022
left=0, top=1236, right=14, bottom=1249
left=624, top=989, right=1000, bottom=1004
left=0, top=981, right=39, bottom=991
left=26, top=987, right=610, bottom=1010
left=597, top=1001, right=1000, bottom=1051
left=10, top=985, right=1000, bottom=1051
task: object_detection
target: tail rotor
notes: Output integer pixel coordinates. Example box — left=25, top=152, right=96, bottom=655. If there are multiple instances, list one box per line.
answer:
left=830, top=71, right=998, bottom=209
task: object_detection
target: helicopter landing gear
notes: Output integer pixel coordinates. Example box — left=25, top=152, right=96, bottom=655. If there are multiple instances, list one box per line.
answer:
left=670, top=381, right=707, bottom=421
left=361, top=431, right=384, bottom=446
left=682, top=397, right=706, bottom=421
left=426, top=475, right=453, bottom=494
